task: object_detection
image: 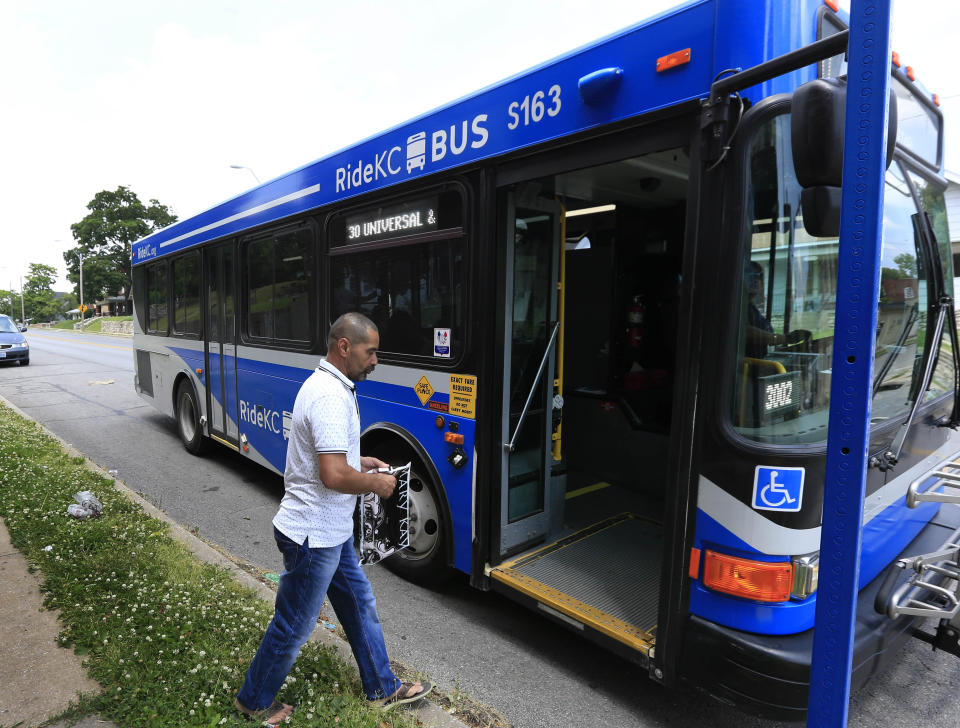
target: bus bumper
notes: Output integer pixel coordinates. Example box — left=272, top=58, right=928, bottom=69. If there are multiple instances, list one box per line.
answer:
left=680, top=503, right=960, bottom=720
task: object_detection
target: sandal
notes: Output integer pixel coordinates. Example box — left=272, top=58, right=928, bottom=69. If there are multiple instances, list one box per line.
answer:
left=234, top=697, right=294, bottom=726
left=372, top=680, right=433, bottom=711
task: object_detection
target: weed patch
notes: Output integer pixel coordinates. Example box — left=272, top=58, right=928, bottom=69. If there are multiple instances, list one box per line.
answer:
left=0, top=402, right=417, bottom=728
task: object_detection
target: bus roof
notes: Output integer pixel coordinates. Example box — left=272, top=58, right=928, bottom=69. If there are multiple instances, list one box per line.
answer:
left=133, top=0, right=829, bottom=264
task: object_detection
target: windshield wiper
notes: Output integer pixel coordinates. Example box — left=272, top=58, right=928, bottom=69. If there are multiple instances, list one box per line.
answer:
left=873, top=302, right=919, bottom=397
left=876, top=212, right=960, bottom=471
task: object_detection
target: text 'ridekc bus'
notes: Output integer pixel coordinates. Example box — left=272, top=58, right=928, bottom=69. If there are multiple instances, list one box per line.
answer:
left=131, top=0, right=960, bottom=718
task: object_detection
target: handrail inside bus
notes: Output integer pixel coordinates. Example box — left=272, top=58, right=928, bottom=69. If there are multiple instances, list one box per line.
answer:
left=506, top=321, right=561, bottom=453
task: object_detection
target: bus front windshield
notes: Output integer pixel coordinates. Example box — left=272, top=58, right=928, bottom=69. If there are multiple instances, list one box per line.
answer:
left=732, top=112, right=954, bottom=445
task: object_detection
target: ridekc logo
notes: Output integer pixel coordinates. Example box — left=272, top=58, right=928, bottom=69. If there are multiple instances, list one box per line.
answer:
left=751, top=466, right=804, bottom=513
left=239, top=400, right=293, bottom=440
left=334, top=114, right=489, bottom=194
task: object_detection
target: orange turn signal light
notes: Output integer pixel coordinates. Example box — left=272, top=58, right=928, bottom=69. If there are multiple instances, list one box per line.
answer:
left=891, top=51, right=901, bottom=68
left=702, top=550, right=792, bottom=602
left=656, top=48, right=691, bottom=73
left=933, top=93, right=941, bottom=107
left=444, top=432, right=465, bottom=445
left=906, top=66, right=916, bottom=82
left=823, top=0, right=839, bottom=11
left=195, top=368, right=203, bottom=375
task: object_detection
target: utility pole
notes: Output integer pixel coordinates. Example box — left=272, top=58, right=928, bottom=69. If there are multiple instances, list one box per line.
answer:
left=19, top=275, right=25, bottom=325
left=79, top=253, right=85, bottom=328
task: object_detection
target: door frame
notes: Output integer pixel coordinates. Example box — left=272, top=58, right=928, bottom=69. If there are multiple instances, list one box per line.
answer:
left=498, top=192, right=563, bottom=554
left=204, top=242, right=240, bottom=449
left=485, top=113, right=703, bottom=683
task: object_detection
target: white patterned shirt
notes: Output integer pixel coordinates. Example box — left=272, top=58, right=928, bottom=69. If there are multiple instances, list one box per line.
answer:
left=273, top=358, right=361, bottom=548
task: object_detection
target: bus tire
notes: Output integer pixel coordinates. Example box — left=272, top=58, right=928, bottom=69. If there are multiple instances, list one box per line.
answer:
left=372, top=444, right=454, bottom=586
left=175, top=380, right=208, bottom=456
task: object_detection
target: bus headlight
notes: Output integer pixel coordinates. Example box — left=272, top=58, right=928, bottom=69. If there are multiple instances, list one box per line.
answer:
left=791, top=552, right=819, bottom=599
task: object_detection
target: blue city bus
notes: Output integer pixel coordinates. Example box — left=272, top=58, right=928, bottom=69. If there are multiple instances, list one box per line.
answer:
left=131, top=0, right=960, bottom=717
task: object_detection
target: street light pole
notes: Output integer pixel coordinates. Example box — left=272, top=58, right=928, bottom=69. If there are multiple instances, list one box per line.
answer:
left=20, top=275, right=25, bottom=325
left=230, top=164, right=261, bottom=184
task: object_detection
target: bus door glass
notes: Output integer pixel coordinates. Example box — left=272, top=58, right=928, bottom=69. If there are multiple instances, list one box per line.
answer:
left=500, top=194, right=562, bottom=553
left=205, top=243, right=239, bottom=445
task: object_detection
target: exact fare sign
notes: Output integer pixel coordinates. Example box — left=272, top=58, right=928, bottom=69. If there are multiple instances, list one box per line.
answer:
left=449, top=374, right=477, bottom=419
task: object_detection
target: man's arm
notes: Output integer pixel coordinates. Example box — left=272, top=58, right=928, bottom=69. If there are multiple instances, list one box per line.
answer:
left=317, top=452, right=396, bottom=498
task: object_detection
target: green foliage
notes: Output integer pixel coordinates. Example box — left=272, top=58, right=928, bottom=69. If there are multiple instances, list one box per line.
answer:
left=892, top=252, right=917, bottom=278
left=0, top=403, right=418, bottom=728
left=0, top=288, right=15, bottom=318
left=23, top=263, right=61, bottom=322
left=65, top=187, right=177, bottom=306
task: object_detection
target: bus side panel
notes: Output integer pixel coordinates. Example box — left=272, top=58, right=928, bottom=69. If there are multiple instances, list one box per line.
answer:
left=358, top=388, right=475, bottom=575
left=234, top=358, right=311, bottom=473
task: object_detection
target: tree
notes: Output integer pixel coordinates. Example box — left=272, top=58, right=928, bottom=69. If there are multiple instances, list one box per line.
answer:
left=66, top=186, right=177, bottom=308
left=22, top=263, right=60, bottom=322
left=0, top=288, right=15, bottom=318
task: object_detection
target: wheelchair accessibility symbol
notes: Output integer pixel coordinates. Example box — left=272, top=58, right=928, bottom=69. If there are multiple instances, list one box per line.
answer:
left=752, top=466, right=804, bottom=512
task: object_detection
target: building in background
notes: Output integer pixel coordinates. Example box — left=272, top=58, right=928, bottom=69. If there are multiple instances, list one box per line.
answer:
left=947, top=170, right=960, bottom=291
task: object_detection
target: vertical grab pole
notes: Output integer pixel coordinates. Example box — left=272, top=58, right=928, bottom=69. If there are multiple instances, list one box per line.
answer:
left=808, top=1, right=892, bottom=726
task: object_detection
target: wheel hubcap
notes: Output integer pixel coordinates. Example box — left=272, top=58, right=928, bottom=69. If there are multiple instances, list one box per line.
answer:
left=404, top=472, right=439, bottom=561
left=179, top=393, right=196, bottom=441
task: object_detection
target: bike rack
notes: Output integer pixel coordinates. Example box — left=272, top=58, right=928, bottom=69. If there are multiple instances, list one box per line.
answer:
left=906, top=456, right=960, bottom=508
left=874, top=453, right=960, bottom=658
left=875, top=526, right=960, bottom=658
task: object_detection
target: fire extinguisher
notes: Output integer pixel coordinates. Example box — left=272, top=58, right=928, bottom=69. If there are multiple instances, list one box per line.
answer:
left=627, top=294, right=644, bottom=349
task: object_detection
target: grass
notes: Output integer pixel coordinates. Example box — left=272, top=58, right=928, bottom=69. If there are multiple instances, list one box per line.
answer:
left=0, top=401, right=419, bottom=728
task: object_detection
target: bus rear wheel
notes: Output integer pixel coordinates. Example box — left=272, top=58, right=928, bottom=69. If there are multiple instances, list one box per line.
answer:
left=372, top=445, right=453, bottom=586
left=175, top=380, right=208, bottom=455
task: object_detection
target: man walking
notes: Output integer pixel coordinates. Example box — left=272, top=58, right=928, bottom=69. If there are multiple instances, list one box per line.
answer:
left=235, top=312, right=431, bottom=725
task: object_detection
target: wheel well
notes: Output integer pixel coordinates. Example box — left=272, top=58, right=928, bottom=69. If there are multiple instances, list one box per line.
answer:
left=172, top=373, right=200, bottom=419
left=361, top=423, right=454, bottom=567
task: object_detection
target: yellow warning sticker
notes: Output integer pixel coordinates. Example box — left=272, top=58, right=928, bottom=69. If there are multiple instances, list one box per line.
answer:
left=449, top=374, right=477, bottom=419
left=414, top=375, right=434, bottom=406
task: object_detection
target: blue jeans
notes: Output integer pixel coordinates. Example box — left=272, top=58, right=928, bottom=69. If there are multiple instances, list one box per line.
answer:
left=237, top=526, right=401, bottom=708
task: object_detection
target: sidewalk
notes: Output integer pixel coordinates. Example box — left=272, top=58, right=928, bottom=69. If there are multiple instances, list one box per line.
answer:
left=0, top=517, right=118, bottom=728
left=0, top=394, right=465, bottom=728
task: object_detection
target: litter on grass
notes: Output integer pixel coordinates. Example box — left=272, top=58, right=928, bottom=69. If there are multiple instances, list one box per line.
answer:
left=66, top=491, right=103, bottom=519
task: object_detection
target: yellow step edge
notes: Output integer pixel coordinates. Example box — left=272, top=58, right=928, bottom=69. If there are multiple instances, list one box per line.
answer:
left=490, top=566, right=655, bottom=654
left=209, top=434, right=240, bottom=451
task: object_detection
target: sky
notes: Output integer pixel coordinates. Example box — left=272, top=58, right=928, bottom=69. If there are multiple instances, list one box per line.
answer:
left=2, top=0, right=958, bottom=294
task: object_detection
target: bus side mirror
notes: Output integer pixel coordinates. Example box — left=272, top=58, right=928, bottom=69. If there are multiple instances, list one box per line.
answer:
left=791, top=77, right=897, bottom=237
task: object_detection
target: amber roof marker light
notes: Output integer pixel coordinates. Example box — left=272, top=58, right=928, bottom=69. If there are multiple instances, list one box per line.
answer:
left=656, top=48, right=691, bottom=73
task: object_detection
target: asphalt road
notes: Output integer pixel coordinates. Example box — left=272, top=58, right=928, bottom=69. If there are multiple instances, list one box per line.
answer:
left=4, top=328, right=960, bottom=728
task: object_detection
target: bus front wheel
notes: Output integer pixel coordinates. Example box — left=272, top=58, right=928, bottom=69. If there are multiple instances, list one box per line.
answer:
left=175, top=380, right=208, bottom=456
left=373, top=445, right=453, bottom=586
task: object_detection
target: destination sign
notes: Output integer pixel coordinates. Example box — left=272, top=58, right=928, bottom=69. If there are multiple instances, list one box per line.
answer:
left=340, top=196, right=440, bottom=245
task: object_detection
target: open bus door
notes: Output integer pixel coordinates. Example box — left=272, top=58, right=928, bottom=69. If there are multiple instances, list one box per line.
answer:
left=487, top=144, right=694, bottom=664
left=497, top=194, right=563, bottom=554
left=204, top=242, right=240, bottom=450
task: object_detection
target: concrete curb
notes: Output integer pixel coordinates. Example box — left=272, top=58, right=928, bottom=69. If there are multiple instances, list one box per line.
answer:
left=27, top=327, right=133, bottom=339
left=0, top=393, right=466, bottom=728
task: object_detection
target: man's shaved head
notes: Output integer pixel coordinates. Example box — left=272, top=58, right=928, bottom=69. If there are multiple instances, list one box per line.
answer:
left=328, top=312, right=377, bottom=350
